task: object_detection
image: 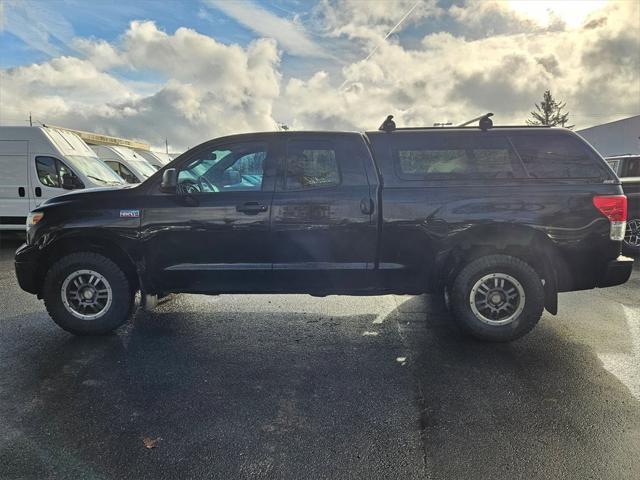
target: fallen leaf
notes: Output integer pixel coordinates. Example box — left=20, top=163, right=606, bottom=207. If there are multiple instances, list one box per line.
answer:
left=143, top=436, right=162, bottom=449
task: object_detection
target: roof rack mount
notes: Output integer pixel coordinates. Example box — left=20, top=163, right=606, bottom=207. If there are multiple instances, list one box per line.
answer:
left=457, top=112, right=493, bottom=130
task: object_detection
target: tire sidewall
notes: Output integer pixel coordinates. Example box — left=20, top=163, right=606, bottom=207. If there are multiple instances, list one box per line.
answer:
left=43, top=253, right=133, bottom=335
left=451, top=255, right=544, bottom=342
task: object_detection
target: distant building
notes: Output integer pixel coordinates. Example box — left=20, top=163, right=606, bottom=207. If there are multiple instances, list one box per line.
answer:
left=577, top=115, right=640, bottom=157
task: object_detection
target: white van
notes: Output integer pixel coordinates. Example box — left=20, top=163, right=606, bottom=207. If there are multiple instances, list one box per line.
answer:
left=135, top=150, right=173, bottom=170
left=0, top=126, right=126, bottom=230
left=91, top=145, right=157, bottom=184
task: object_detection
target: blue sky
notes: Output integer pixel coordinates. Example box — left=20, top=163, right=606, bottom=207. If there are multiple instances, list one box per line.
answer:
left=0, top=0, right=459, bottom=79
left=1, top=0, right=638, bottom=149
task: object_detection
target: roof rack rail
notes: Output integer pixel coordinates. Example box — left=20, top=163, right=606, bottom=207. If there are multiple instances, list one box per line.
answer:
left=376, top=114, right=554, bottom=132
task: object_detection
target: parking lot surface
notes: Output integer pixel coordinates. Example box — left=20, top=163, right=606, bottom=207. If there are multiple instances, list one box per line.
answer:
left=1, top=233, right=639, bottom=479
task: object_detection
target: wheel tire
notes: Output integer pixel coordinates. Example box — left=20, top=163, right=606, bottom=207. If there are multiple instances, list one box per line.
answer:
left=450, top=255, right=544, bottom=342
left=43, top=252, right=135, bottom=335
left=622, top=218, right=640, bottom=256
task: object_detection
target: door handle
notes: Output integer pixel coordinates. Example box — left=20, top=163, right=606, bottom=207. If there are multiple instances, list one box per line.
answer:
left=35, top=187, right=42, bottom=197
left=237, top=202, right=268, bottom=215
left=360, top=198, right=374, bottom=215
left=18, top=187, right=25, bottom=197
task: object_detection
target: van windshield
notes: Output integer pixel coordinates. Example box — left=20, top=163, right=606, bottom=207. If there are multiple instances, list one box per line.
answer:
left=66, top=155, right=126, bottom=185
left=131, top=159, right=157, bottom=179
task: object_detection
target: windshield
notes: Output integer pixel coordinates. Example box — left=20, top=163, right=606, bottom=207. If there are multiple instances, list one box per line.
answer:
left=131, top=159, right=158, bottom=178
left=65, top=155, right=126, bottom=185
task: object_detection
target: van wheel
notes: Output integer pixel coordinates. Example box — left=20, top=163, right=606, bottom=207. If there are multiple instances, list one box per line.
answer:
left=450, top=255, right=544, bottom=342
left=43, top=252, right=134, bottom=335
left=623, top=219, right=640, bottom=255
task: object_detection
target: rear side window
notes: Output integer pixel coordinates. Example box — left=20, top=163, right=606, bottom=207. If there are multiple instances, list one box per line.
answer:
left=394, top=134, right=521, bottom=180
left=511, top=134, right=604, bottom=179
left=285, top=140, right=340, bottom=190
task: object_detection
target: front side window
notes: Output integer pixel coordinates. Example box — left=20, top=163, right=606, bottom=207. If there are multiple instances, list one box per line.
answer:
left=178, top=142, right=267, bottom=194
left=394, top=134, right=520, bottom=180
left=36, top=156, right=82, bottom=188
left=285, top=140, right=340, bottom=190
left=511, top=134, right=604, bottom=179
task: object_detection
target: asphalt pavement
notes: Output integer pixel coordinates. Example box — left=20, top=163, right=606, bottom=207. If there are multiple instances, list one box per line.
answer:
left=0, top=232, right=639, bottom=479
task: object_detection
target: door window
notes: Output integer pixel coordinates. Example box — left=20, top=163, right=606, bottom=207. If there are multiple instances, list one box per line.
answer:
left=178, top=142, right=267, bottom=194
left=284, top=140, right=340, bottom=190
left=35, top=156, right=82, bottom=188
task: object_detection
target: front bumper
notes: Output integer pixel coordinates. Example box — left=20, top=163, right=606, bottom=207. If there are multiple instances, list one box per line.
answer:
left=597, top=255, right=634, bottom=288
left=14, top=243, right=42, bottom=295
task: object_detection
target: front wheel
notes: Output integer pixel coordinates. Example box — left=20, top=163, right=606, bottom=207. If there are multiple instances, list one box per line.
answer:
left=43, top=252, right=135, bottom=335
left=450, top=255, right=544, bottom=342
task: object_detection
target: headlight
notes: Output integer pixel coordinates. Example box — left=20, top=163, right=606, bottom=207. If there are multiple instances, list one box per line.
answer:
left=26, top=211, right=44, bottom=229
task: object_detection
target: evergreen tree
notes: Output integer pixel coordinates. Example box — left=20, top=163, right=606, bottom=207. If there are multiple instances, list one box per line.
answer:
left=527, top=90, right=574, bottom=129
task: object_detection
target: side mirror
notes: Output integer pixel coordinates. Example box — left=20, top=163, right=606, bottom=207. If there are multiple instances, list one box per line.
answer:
left=61, top=173, right=75, bottom=190
left=160, top=168, right=178, bottom=193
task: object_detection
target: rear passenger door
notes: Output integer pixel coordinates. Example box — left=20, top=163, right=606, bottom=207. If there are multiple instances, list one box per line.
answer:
left=270, top=134, right=378, bottom=292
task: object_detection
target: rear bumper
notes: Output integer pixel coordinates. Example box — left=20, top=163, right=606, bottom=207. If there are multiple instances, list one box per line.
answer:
left=597, top=255, right=634, bottom=288
left=14, top=243, right=42, bottom=295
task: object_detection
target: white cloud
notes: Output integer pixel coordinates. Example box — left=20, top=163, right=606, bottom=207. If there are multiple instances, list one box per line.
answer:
left=1, top=0, right=74, bottom=56
left=1, top=21, right=282, bottom=150
left=0, top=0, right=638, bottom=151
left=313, top=0, right=441, bottom=42
left=281, top=0, right=640, bottom=130
left=205, top=0, right=328, bottom=58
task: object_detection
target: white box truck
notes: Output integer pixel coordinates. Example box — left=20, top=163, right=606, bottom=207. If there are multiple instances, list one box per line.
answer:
left=0, top=126, right=126, bottom=230
left=91, top=145, right=157, bottom=184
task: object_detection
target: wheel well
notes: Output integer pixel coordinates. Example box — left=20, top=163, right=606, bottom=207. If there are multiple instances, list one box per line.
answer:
left=437, top=225, right=561, bottom=314
left=38, top=236, right=139, bottom=295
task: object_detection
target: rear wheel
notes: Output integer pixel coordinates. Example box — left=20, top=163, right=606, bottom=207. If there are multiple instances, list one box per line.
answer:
left=623, top=218, right=640, bottom=255
left=450, top=255, right=544, bottom=342
left=43, top=252, right=135, bottom=335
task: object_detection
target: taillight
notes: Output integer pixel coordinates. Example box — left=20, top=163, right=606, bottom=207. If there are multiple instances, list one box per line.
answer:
left=593, top=195, right=627, bottom=241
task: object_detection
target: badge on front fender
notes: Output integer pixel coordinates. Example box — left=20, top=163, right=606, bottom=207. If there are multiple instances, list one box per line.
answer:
left=120, top=209, right=140, bottom=218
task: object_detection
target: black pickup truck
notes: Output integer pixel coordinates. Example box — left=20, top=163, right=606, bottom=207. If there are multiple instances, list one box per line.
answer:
left=15, top=121, right=634, bottom=341
left=606, top=154, right=640, bottom=254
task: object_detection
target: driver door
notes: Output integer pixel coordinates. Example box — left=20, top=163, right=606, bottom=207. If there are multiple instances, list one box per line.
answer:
left=141, top=138, right=276, bottom=293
